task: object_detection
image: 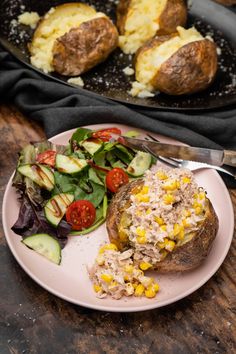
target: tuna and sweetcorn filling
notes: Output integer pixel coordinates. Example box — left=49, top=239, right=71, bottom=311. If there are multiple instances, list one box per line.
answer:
left=89, top=243, right=159, bottom=300
left=119, top=168, right=208, bottom=266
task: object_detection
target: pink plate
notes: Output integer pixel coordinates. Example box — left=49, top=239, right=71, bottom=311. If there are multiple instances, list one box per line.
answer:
left=2, top=124, right=234, bottom=312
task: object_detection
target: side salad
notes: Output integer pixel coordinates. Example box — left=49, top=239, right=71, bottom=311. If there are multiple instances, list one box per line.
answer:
left=12, top=127, right=154, bottom=265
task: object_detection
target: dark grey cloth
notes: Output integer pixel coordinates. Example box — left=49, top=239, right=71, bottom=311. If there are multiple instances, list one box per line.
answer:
left=1, top=49, right=236, bottom=151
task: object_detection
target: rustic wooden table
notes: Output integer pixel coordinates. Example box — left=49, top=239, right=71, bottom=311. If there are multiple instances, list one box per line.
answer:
left=0, top=105, right=235, bottom=354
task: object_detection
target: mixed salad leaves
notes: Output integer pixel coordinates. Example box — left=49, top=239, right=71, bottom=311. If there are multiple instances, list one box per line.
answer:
left=11, top=127, right=155, bottom=265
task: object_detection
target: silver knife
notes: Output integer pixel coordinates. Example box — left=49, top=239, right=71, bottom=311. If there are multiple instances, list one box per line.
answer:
left=119, top=136, right=236, bottom=168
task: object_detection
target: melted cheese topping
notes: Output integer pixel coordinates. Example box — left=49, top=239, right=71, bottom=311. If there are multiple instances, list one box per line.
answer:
left=30, top=3, right=105, bottom=73
left=136, top=26, right=204, bottom=88
left=118, top=0, right=167, bottom=54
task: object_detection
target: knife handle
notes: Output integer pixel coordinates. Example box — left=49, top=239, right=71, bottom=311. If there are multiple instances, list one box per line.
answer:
left=223, top=150, right=236, bottom=167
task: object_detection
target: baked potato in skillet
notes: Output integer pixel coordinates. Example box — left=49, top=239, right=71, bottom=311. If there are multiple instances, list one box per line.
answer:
left=106, top=168, right=219, bottom=272
left=132, top=26, right=218, bottom=96
left=117, top=0, right=187, bottom=54
left=30, top=3, right=118, bottom=75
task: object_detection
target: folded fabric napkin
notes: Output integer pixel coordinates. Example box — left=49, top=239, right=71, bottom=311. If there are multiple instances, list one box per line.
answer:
left=0, top=48, right=236, bottom=187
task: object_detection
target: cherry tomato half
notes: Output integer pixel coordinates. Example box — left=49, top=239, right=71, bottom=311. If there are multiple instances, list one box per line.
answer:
left=92, top=128, right=121, bottom=142
left=36, top=150, right=56, bottom=167
left=106, top=168, right=129, bottom=193
left=66, top=200, right=96, bottom=231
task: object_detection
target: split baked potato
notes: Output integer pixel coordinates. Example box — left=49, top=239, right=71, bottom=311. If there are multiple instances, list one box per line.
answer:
left=106, top=168, right=219, bottom=272
left=30, top=2, right=118, bottom=76
left=131, top=26, right=218, bottom=96
left=117, top=0, right=187, bottom=54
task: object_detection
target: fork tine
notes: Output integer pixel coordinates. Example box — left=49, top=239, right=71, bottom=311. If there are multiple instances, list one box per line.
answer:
left=142, top=144, right=180, bottom=168
left=146, top=134, right=181, bottom=164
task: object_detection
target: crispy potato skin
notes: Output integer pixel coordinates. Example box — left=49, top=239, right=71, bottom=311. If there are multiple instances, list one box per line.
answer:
left=52, top=17, right=118, bottom=76
left=106, top=179, right=219, bottom=272
left=136, top=35, right=218, bottom=95
left=152, top=39, right=218, bottom=95
left=116, top=0, right=187, bottom=36
left=116, top=0, right=131, bottom=35
left=158, top=0, right=187, bottom=35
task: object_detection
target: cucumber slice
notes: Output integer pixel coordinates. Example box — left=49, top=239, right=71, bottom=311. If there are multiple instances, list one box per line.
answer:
left=127, top=152, right=152, bottom=177
left=80, top=140, right=103, bottom=155
left=22, top=233, right=61, bottom=264
left=44, top=193, right=74, bottom=227
left=56, top=154, right=87, bottom=174
left=17, top=164, right=55, bottom=191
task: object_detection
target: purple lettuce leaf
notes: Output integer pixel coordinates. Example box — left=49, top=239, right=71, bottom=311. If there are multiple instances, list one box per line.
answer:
left=12, top=195, right=71, bottom=248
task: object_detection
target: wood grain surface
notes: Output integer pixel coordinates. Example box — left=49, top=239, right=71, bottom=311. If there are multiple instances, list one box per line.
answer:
left=0, top=105, right=235, bottom=354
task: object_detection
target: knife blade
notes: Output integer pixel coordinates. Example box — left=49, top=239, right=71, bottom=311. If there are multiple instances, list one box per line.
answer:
left=119, top=136, right=236, bottom=168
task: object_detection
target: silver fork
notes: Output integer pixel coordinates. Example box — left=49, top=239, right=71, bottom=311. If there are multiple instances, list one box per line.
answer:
left=144, top=134, right=236, bottom=179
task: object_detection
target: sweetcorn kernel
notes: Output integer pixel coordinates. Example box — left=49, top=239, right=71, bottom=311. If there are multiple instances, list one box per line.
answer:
left=136, top=227, right=146, bottom=237
left=182, top=176, right=191, bottom=184
left=99, top=243, right=118, bottom=254
left=136, top=194, right=150, bottom=203
left=158, top=241, right=166, bottom=249
left=199, top=191, right=206, bottom=200
left=153, top=283, right=160, bottom=292
left=146, top=208, right=152, bottom=215
left=195, top=206, right=203, bottom=215
left=139, top=262, right=152, bottom=271
left=156, top=171, right=168, bottom=180
left=137, top=236, right=147, bottom=244
left=183, top=209, right=191, bottom=217
left=141, top=186, right=149, bottom=194
left=160, top=225, right=167, bottom=232
left=145, top=286, right=156, bottom=298
left=182, top=218, right=191, bottom=228
left=173, top=223, right=181, bottom=236
left=178, top=228, right=185, bottom=240
left=165, top=240, right=175, bottom=252
left=134, top=284, right=145, bottom=296
left=154, top=216, right=164, bottom=225
left=193, top=201, right=202, bottom=209
left=162, top=179, right=179, bottom=191
left=93, top=284, right=102, bottom=293
left=163, top=193, right=175, bottom=204
left=101, top=274, right=113, bottom=283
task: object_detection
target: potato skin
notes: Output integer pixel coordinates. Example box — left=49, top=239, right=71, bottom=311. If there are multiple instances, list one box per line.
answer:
left=136, top=35, right=218, bottom=95
left=116, top=0, right=131, bottom=35
left=52, top=17, right=118, bottom=76
left=152, top=39, right=218, bottom=95
left=158, top=0, right=187, bottom=35
left=116, top=0, right=187, bottom=36
left=106, top=179, right=219, bottom=272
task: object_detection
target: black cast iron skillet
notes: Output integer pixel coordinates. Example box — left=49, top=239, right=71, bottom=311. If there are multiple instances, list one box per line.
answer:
left=0, top=0, right=236, bottom=111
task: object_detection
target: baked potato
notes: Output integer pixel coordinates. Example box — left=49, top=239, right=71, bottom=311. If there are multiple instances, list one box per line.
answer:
left=131, top=26, right=218, bottom=96
left=29, top=3, right=118, bottom=75
left=117, top=0, right=187, bottom=54
left=106, top=168, right=219, bottom=272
